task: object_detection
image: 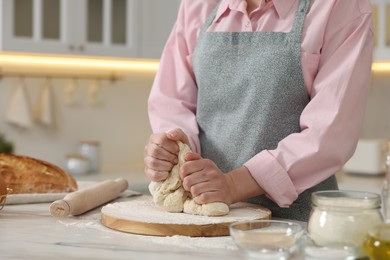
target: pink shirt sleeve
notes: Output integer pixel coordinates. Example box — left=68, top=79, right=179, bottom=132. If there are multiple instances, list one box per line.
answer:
left=148, top=1, right=218, bottom=152
left=245, top=1, right=374, bottom=207
left=148, top=0, right=374, bottom=207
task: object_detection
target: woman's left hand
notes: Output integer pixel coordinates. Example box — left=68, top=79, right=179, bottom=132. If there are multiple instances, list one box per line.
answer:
left=179, top=152, right=235, bottom=205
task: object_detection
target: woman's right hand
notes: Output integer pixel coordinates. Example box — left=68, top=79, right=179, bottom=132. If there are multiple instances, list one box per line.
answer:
left=144, top=128, right=190, bottom=182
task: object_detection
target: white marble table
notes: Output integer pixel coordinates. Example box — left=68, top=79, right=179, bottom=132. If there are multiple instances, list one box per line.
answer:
left=0, top=171, right=382, bottom=260
left=1, top=197, right=241, bottom=260
left=0, top=192, right=309, bottom=260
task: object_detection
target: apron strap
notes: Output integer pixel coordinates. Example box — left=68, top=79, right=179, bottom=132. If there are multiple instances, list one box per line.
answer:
left=199, top=0, right=222, bottom=35
left=290, top=0, right=310, bottom=44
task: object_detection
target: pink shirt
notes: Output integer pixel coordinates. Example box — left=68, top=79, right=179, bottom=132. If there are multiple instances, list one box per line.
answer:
left=148, top=0, right=374, bottom=207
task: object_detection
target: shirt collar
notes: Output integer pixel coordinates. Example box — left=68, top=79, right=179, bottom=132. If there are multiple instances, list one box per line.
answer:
left=216, top=0, right=298, bottom=20
left=273, top=0, right=298, bottom=19
left=215, top=0, right=231, bottom=22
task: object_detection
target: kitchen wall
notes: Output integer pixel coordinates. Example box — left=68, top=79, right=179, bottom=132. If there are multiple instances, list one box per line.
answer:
left=361, top=73, right=390, bottom=139
left=0, top=71, right=389, bottom=174
left=0, top=71, right=154, bottom=174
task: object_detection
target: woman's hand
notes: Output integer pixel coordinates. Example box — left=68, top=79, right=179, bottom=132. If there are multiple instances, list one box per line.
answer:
left=179, top=152, right=236, bottom=205
left=144, top=128, right=189, bottom=182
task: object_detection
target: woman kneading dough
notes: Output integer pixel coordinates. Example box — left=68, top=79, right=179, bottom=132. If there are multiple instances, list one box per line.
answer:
left=144, top=0, right=374, bottom=221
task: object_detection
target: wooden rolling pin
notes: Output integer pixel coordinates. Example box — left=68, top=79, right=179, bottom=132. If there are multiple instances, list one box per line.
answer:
left=50, top=178, right=128, bottom=218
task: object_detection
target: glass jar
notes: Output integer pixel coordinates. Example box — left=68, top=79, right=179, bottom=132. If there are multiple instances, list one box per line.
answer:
left=79, top=141, right=100, bottom=173
left=364, top=224, right=390, bottom=259
left=65, top=154, right=89, bottom=176
left=307, top=191, right=383, bottom=252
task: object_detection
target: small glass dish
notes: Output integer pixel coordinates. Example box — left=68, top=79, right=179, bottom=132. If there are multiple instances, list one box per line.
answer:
left=229, top=220, right=304, bottom=259
left=300, top=234, right=360, bottom=260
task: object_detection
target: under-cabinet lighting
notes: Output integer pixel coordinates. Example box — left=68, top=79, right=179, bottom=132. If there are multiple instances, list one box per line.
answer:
left=0, top=52, right=159, bottom=79
left=1, top=53, right=390, bottom=79
left=372, top=61, right=390, bottom=73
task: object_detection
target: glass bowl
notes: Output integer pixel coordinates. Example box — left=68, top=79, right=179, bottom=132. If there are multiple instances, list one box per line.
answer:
left=300, top=234, right=360, bottom=260
left=229, top=220, right=304, bottom=259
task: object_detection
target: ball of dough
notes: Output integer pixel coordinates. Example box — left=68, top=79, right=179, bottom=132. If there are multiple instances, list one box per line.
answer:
left=149, top=141, right=230, bottom=217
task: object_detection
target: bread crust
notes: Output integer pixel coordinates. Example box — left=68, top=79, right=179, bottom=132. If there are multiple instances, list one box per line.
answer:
left=0, top=153, right=77, bottom=194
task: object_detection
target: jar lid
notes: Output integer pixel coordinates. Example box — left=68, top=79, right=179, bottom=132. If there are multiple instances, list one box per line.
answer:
left=79, top=140, right=100, bottom=146
left=66, top=153, right=88, bottom=160
left=311, top=190, right=381, bottom=209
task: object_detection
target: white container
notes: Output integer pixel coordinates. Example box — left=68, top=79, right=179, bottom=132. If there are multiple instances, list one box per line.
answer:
left=307, top=191, right=383, bottom=257
left=65, top=154, right=89, bottom=176
left=343, top=139, right=388, bottom=175
left=79, top=141, right=100, bottom=173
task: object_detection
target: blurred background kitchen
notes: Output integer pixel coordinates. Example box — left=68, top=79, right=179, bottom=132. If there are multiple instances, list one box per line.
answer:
left=0, top=0, right=389, bottom=181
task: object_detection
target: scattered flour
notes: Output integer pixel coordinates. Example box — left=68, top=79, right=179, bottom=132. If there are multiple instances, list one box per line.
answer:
left=57, top=213, right=238, bottom=250
left=57, top=196, right=269, bottom=251
left=137, top=235, right=237, bottom=250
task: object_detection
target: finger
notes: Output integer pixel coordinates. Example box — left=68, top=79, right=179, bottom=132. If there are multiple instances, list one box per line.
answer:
left=166, top=128, right=190, bottom=145
left=144, top=155, right=175, bottom=172
left=181, top=168, right=208, bottom=190
left=144, top=167, right=170, bottom=182
left=148, top=138, right=179, bottom=155
left=183, top=151, right=201, bottom=161
left=193, top=190, right=222, bottom=205
left=179, top=159, right=206, bottom=181
left=180, top=157, right=213, bottom=179
left=145, top=143, right=178, bottom=165
left=179, top=153, right=202, bottom=180
left=189, top=180, right=214, bottom=198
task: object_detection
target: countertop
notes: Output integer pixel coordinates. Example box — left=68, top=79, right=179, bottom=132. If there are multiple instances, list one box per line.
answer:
left=0, top=171, right=384, bottom=259
left=1, top=196, right=250, bottom=260
left=1, top=190, right=304, bottom=260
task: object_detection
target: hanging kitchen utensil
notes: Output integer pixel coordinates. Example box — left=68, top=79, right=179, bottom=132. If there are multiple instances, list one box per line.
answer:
left=87, top=79, right=102, bottom=106
left=5, top=78, right=33, bottom=128
left=64, top=78, right=80, bottom=106
left=34, top=78, right=53, bottom=126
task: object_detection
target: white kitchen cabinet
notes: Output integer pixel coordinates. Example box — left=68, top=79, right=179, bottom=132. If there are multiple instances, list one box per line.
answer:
left=140, top=0, right=181, bottom=59
left=372, top=0, right=390, bottom=61
left=0, top=0, right=140, bottom=58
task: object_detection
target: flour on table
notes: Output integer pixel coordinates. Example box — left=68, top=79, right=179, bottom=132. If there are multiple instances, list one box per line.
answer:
left=148, top=141, right=229, bottom=216
left=137, top=235, right=237, bottom=250
left=57, top=209, right=238, bottom=250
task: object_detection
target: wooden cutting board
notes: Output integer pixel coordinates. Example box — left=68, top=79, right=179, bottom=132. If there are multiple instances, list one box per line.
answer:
left=101, top=196, right=271, bottom=237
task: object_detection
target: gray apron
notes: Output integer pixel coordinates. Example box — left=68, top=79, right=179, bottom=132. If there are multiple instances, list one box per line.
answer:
left=192, top=0, right=338, bottom=221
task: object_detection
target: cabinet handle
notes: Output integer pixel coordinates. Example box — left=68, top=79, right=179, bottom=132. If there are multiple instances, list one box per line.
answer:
left=69, top=44, right=75, bottom=51
left=79, top=45, right=85, bottom=52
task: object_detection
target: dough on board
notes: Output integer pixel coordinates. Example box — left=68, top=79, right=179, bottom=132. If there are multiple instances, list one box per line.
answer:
left=148, top=141, right=229, bottom=216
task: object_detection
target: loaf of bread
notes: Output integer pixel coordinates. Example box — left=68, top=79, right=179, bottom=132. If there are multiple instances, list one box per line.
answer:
left=0, top=153, right=77, bottom=194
